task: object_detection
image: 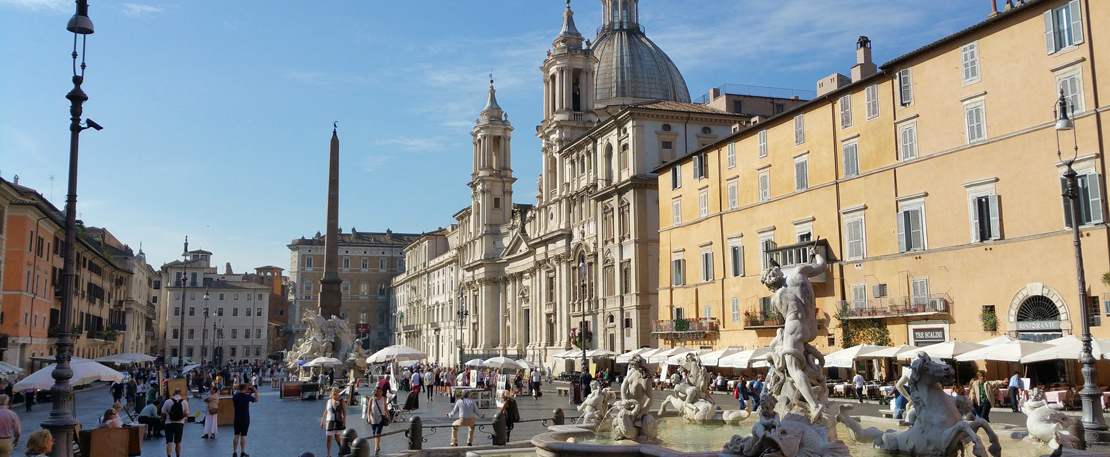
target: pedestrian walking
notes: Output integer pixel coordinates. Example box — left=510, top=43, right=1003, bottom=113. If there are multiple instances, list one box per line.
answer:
left=161, top=388, right=190, bottom=457
left=202, top=386, right=219, bottom=439
left=367, top=387, right=388, bottom=456
left=22, top=429, right=51, bottom=457
left=446, top=391, right=484, bottom=446
left=970, top=370, right=993, bottom=422
left=1008, top=371, right=1023, bottom=413
left=852, top=371, right=866, bottom=403
left=751, top=375, right=763, bottom=410
left=425, top=368, right=435, bottom=402
left=0, top=395, right=21, bottom=457
left=530, top=369, right=542, bottom=400
left=735, top=375, right=749, bottom=409
left=22, top=389, right=33, bottom=413
left=232, top=382, right=259, bottom=457
left=320, top=388, right=346, bottom=457
left=498, top=391, right=520, bottom=441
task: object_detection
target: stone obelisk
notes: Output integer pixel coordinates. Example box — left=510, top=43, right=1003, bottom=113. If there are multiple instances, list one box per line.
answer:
left=319, top=123, right=342, bottom=318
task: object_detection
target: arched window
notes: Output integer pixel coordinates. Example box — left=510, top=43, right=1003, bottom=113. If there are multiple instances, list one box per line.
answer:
left=359, top=279, right=370, bottom=297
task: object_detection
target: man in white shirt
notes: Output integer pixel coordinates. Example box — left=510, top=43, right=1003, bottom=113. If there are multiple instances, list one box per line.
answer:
left=411, top=371, right=422, bottom=396
left=445, top=392, right=485, bottom=446
left=1008, top=371, right=1023, bottom=413
left=852, top=371, right=866, bottom=404
left=161, top=388, right=190, bottom=457
left=530, top=370, right=542, bottom=399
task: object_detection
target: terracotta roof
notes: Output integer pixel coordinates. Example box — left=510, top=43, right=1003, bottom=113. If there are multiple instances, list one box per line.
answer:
left=632, top=100, right=743, bottom=116
left=291, top=230, right=423, bottom=247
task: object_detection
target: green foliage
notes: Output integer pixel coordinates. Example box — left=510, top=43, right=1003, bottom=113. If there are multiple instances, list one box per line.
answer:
left=1102, top=272, right=1110, bottom=287
left=980, top=306, right=998, bottom=332
left=673, top=317, right=690, bottom=332
left=835, top=302, right=891, bottom=347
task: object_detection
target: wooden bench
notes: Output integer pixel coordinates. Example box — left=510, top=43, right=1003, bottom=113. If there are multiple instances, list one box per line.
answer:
left=557, top=387, right=570, bottom=395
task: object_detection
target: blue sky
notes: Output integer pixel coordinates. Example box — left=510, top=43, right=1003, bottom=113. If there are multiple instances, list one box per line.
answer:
left=0, top=0, right=987, bottom=272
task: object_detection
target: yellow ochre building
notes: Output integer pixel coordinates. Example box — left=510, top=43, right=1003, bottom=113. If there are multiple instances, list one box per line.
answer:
left=654, top=0, right=1110, bottom=383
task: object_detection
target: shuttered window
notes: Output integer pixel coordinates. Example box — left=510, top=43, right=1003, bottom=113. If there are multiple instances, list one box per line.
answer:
left=843, top=142, right=859, bottom=178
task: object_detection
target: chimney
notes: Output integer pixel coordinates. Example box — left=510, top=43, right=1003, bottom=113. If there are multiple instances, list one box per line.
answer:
left=12, top=175, right=18, bottom=185
left=851, top=36, right=877, bottom=82
left=710, top=87, right=721, bottom=100
left=989, top=0, right=998, bottom=17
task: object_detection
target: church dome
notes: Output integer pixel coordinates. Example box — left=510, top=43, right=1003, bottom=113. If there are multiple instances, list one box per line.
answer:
left=592, top=1, right=690, bottom=105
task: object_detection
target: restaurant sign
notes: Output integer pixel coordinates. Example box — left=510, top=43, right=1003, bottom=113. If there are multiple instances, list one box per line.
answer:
left=912, top=327, right=946, bottom=345
left=1015, top=320, right=1061, bottom=331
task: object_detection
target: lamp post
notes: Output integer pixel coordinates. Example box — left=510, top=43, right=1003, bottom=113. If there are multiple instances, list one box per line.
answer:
left=44, top=2, right=96, bottom=455
left=200, top=289, right=210, bottom=366
left=176, top=270, right=187, bottom=372
left=578, top=255, right=588, bottom=373
left=1055, top=90, right=1109, bottom=439
left=456, top=290, right=468, bottom=368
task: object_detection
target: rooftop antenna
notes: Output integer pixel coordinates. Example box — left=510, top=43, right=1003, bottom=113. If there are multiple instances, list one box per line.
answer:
left=50, top=175, right=55, bottom=202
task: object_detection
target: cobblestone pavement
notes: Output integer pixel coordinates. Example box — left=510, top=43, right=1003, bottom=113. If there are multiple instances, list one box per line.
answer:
left=7, top=382, right=1057, bottom=457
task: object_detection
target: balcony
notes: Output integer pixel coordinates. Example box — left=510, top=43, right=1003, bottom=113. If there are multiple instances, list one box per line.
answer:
left=743, top=311, right=785, bottom=329
left=651, top=318, right=719, bottom=341
left=763, top=239, right=830, bottom=283
left=402, top=324, right=416, bottom=333
left=838, top=294, right=951, bottom=321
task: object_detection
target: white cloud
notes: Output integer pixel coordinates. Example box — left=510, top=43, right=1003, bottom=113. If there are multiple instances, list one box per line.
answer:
left=0, top=0, right=67, bottom=12
left=121, top=3, right=162, bottom=17
left=360, top=154, right=391, bottom=173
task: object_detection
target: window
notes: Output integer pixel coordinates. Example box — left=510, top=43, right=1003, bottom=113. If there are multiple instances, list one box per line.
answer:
left=218, top=293, right=225, bottom=300
left=621, top=261, right=631, bottom=294
left=1056, top=66, right=1085, bottom=114
left=662, top=141, right=673, bottom=150
left=758, top=170, right=770, bottom=202
left=304, top=256, right=313, bottom=268
left=217, top=308, right=224, bottom=316
left=188, top=307, right=195, bottom=316
left=843, top=141, right=859, bottom=178
left=1045, top=1, right=1084, bottom=54
left=187, top=329, right=194, bottom=339
left=961, top=42, right=980, bottom=84
left=230, top=347, right=237, bottom=357
left=726, top=143, right=736, bottom=169
left=899, top=122, right=918, bottom=161
left=964, top=98, right=986, bottom=143
left=969, top=194, right=1001, bottom=242
left=702, top=305, right=712, bottom=319
left=359, top=280, right=369, bottom=297
left=729, top=243, right=744, bottom=277
left=851, top=284, right=867, bottom=309
left=898, top=68, right=913, bottom=106
left=1063, top=172, right=1103, bottom=226
left=672, top=200, right=681, bottom=225
left=793, top=114, right=805, bottom=145
left=172, top=329, right=179, bottom=339
left=698, top=190, right=708, bottom=218
left=256, top=328, right=262, bottom=339
left=232, top=307, right=239, bottom=317
left=726, top=180, right=738, bottom=210
left=670, top=255, right=685, bottom=286
left=839, top=94, right=852, bottom=129
left=759, top=234, right=775, bottom=271
left=671, top=165, right=681, bottom=189
left=897, top=206, right=926, bottom=252
left=231, top=328, right=237, bottom=339
left=865, top=84, right=879, bottom=119
left=758, top=130, right=768, bottom=158
left=174, top=307, right=180, bottom=317
left=246, top=307, right=252, bottom=316
left=700, top=250, right=713, bottom=282
left=378, top=284, right=387, bottom=296
left=379, top=258, right=387, bottom=270
left=361, top=258, right=369, bottom=269
left=911, top=277, right=930, bottom=306
left=343, top=258, right=350, bottom=269
left=845, top=217, right=865, bottom=260
left=731, top=298, right=740, bottom=323
left=603, top=264, right=615, bottom=296
left=692, top=154, right=708, bottom=180
left=620, top=145, right=629, bottom=170
left=794, top=157, right=808, bottom=191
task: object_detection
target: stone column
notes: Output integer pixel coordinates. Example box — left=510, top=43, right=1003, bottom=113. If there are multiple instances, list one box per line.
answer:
left=553, top=71, right=562, bottom=112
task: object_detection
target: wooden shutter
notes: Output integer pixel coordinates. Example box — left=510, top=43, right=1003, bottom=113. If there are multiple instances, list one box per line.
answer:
left=692, top=156, right=701, bottom=179
left=1062, top=177, right=1075, bottom=228
left=1088, top=173, right=1103, bottom=224
left=795, top=160, right=807, bottom=190
left=896, top=211, right=907, bottom=252
left=988, top=194, right=1001, bottom=240
left=899, top=69, right=913, bottom=105
left=1045, top=10, right=1057, bottom=54
left=969, top=196, right=981, bottom=241
left=908, top=209, right=923, bottom=250
left=1069, top=0, right=1084, bottom=46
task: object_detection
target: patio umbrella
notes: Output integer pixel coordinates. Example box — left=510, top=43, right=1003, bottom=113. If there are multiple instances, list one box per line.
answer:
left=14, top=357, right=123, bottom=390
left=305, top=357, right=346, bottom=368
left=955, top=340, right=1055, bottom=362
left=585, top=349, right=618, bottom=358
left=482, top=357, right=522, bottom=369
left=464, top=358, right=485, bottom=367
left=648, top=347, right=697, bottom=364
left=698, top=347, right=743, bottom=367
left=615, top=347, right=654, bottom=363
left=515, top=359, right=536, bottom=370
left=552, top=349, right=584, bottom=359
left=867, top=344, right=919, bottom=359
left=181, top=364, right=201, bottom=373
left=366, top=345, right=427, bottom=364
left=823, top=344, right=890, bottom=368
left=1021, top=336, right=1110, bottom=363
left=977, top=335, right=1018, bottom=345
left=898, top=340, right=986, bottom=360
left=665, top=349, right=711, bottom=365
left=0, top=362, right=24, bottom=376
left=718, top=347, right=771, bottom=368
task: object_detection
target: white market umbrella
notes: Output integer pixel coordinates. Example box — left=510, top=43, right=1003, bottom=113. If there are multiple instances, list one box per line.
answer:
left=515, top=359, right=536, bottom=370
left=15, top=358, right=123, bottom=390
left=698, top=347, right=743, bottom=367
left=649, top=347, right=697, bottom=364
left=366, top=345, right=427, bottom=364
left=181, top=364, right=201, bottom=373
left=823, top=344, right=889, bottom=368
left=552, top=350, right=583, bottom=359
left=1022, top=336, right=1110, bottom=363
left=464, top=358, right=485, bottom=367
left=955, top=340, right=1055, bottom=362
left=615, top=347, right=656, bottom=364
left=718, top=347, right=771, bottom=368
left=898, top=340, right=986, bottom=360
left=0, top=362, right=24, bottom=376
left=483, top=357, right=522, bottom=369
left=867, top=344, right=919, bottom=359
left=977, top=335, right=1018, bottom=346
left=585, top=349, right=618, bottom=358
left=305, top=357, right=346, bottom=368
left=665, top=349, right=711, bottom=365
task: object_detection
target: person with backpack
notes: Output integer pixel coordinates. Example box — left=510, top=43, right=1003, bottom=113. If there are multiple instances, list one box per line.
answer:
left=750, top=374, right=764, bottom=411
left=734, top=375, right=749, bottom=409
left=160, top=388, right=190, bottom=457
left=232, top=383, right=258, bottom=457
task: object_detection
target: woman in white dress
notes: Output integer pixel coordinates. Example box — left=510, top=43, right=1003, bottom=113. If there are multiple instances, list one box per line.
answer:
left=202, top=386, right=219, bottom=439
left=319, top=388, right=346, bottom=457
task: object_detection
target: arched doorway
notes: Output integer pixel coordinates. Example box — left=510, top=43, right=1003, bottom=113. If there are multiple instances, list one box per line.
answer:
left=1011, top=288, right=1069, bottom=384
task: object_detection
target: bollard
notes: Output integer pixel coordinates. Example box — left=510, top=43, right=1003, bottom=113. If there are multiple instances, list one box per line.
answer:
left=492, top=411, right=507, bottom=445
left=408, top=416, right=423, bottom=450
left=339, top=428, right=359, bottom=456
left=553, top=408, right=565, bottom=425
left=350, top=437, right=372, bottom=457
left=300, top=453, right=317, bottom=457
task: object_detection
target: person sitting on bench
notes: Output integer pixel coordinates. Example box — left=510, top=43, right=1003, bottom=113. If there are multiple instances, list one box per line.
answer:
left=137, top=398, right=164, bottom=438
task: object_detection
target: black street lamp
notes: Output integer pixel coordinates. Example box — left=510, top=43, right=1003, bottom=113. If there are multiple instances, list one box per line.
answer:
left=456, top=290, right=468, bottom=368
left=200, top=288, right=210, bottom=366
left=1055, top=90, right=1108, bottom=440
left=578, top=255, right=588, bottom=372
left=44, top=2, right=97, bottom=455
left=176, top=266, right=187, bottom=372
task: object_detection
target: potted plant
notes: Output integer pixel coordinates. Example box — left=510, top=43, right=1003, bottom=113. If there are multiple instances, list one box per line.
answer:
left=980, top=306, right=998, bottom=332
left=569, top=329, right=593, bottom=348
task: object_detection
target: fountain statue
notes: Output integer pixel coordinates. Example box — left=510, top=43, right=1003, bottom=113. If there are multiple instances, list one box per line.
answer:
left=836, top=353, right=1002, bottom=457
left=608, top=354, right=656, bottom=441
left=347, top=335, right=373, bottom=371
left=658, top=352, right=721, bottom=421
left=1022, top=388, right=1081, bottom=449
left=286, top=308, right=356, bottom=371
left=577, top=381, right=614, bottom=424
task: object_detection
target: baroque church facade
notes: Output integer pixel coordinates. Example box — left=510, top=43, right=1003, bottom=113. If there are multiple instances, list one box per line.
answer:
left=393, top=0, right=750, bottom=369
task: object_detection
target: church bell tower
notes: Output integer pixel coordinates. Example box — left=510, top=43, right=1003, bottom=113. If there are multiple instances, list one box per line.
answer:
left=469, top=78, right=515, bottom=257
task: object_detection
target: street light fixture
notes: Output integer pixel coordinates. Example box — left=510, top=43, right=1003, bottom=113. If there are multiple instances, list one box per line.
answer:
left=45, top=2, right=96, bottom=454
left=200, top=288, right=210, bottom=366
left=457, top=290, right=468, bottom=368
left=1055, top=90, right=1108, bottom=439
left=177, top=266, right=187, bottom=372
left=578, top=255, right=588, bottom=373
